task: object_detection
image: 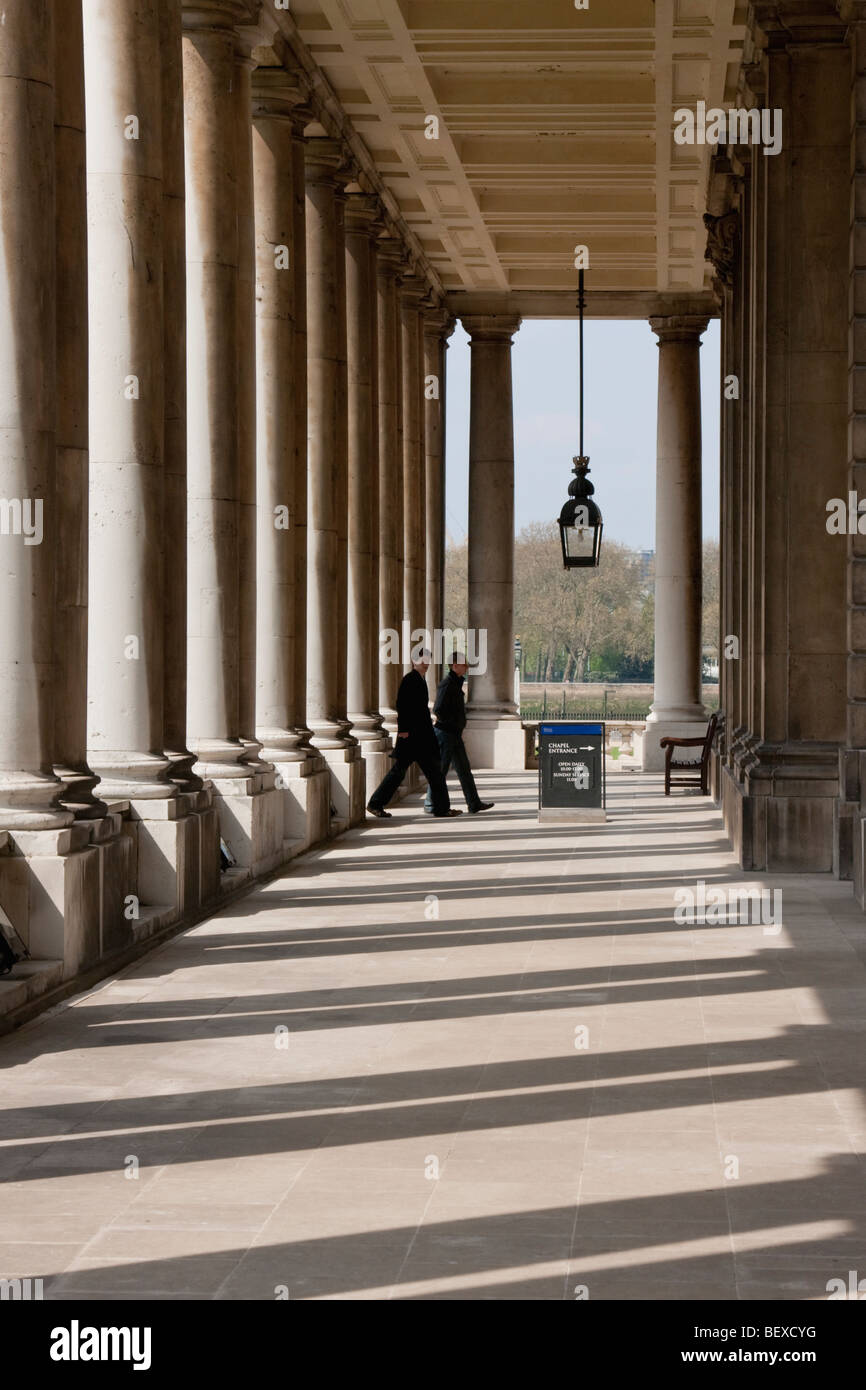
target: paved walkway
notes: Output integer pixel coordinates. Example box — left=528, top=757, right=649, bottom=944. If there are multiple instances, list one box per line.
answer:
left=1, top=771, right=865, bottom=1300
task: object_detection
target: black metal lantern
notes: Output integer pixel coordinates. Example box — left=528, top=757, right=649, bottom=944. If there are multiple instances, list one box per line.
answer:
left=559, top=457, right=603, bottom=567
left=558, top=269, right=603, bottom=568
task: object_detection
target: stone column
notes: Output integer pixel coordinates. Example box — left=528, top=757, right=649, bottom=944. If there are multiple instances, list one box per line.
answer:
left=706, top=193, right=743, bottom=837
left=641, top=314, right=709, bottom=771
left=251, top=69, right=327, bottom=856
left=83, top=0, right=214, bottom=926
left=400, top=276, right=428, bottom=654
left=376, top=237, right=405, bottom=735
left=843, top=12, right=866, bottom=894
left=732, top=6, right=849, bottom=872
left=345, top=194, right=391, bottom=792
left=424, top=308, right=454, bottom=694
left=161, top=0, right=198, bottom=791
left=304, top=138, right=364, bottom=827
left=182, top=2, right=282, bottom=876
left=83, top=0, right=173, bottom=803
left=252, top=69, right=305, bottom=773
left=462, top=314, right=524, bottom=769
left=53, top=0, right=104, bottom=819
left=0, top=1, right=70, bottom=832
left=235, top=34, right=264, bottom=771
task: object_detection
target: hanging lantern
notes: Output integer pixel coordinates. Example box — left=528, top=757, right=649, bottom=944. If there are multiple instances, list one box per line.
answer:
left=558, top=268, right=603, bottom=568
left=559, top=457, right=603, bottom=567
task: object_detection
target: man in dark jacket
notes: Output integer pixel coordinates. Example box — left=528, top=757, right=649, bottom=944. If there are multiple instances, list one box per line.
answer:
left=423, top=652, right=494, bottom=815
left=367, top=649, right=461, bottom=819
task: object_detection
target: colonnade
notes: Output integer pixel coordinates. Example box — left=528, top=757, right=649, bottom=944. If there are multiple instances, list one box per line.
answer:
left=0, top=0, right=480, bottom=986
left=709, top=1, right=855, bottom=882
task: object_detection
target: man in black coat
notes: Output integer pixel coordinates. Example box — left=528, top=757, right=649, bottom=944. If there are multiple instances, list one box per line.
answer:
left=423, top=652, right=494, bottom=815
left=367, top=649, right=461, bottom=819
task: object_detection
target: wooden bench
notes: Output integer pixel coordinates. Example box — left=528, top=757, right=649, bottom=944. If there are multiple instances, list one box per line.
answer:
left=660, top=713, right=718, bottom=796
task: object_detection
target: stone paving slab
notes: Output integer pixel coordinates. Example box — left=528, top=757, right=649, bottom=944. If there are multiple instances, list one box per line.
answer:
left=1, top=771, right=865, bottom=1301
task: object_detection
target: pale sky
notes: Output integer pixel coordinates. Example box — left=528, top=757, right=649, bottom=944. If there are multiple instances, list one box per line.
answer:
left=445, top=318, right=721, bottom=552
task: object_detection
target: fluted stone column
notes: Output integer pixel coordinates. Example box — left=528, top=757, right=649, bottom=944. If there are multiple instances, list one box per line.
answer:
left=84, top=0, right=173, bottom=803
left=462, top=315, right=524, bottom=769
left=424, top=308, right=454, bottom=694
left=400, top=276, right=428, bottom=654
left=376, top=237, right=405, bottom=735
left=641, top=314, right=709, bottom=771
left=0, top=1, right=70, bottom=832
left=345, top=194, right=390, bottom=792
left=305, top=138, right=364, bottom=826
left=54, top=0, right=104, bottom=821
left=182, top=2, right=282, bottom=876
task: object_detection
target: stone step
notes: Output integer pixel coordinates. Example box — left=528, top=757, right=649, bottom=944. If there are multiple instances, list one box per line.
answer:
left=0, top=958, right=64, bottom=1026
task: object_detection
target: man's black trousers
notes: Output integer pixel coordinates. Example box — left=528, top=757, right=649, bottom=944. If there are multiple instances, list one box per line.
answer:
left=368, top=742, right=451, bottom=816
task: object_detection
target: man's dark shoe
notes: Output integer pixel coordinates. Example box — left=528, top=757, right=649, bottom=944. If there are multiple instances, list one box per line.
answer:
left=468, top=801, right=495, bottom=814
left=433, top=808, right=463, bottom=818
left=367, top=804, right=392, bottom=819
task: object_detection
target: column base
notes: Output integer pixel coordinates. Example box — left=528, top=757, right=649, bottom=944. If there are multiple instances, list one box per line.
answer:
left=638, top=717, right=709, bottom=773
left=210, top=770, right=285, bottom=878
left=125, top=789, right=217, bottom=924
left=720, top=742, right=840, bottom=872
left=463, top=716, right=525, bottom=770
left=319, top=745, right=366, bottom=830
left=357, top=736, right=394, bottom=807
left=0, top=822, right=99, bottom=979
left=273, top=757, right=331, bottom=856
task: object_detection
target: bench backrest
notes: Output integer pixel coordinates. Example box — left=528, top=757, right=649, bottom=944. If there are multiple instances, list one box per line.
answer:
left=702, top=712, right=719, bottom=761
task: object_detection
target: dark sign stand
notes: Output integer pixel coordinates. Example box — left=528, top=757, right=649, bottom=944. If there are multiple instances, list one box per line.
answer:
left=538, top=721, right=607, bottom=823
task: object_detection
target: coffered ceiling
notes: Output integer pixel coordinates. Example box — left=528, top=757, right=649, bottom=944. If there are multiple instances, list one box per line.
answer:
left=283, top=0, right=747, bottom=315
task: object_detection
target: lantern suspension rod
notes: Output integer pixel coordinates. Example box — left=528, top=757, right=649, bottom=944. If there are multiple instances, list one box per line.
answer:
left=578, top=267, right=585, bottom=459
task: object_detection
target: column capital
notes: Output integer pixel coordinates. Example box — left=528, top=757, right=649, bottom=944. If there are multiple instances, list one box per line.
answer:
left=752, top=0, right=846, bottom=43
left=343, top=192, right=384, bottom=238
left=649, top=314, right=710, bottom=344
left=703, top=211, right=739, bottom=290
left=423, top=305, right=456, bottom=342
left=461, top=314, right=521, bottom=343
left=251, top=65, right=309, bottom=120
left=182, top=2, right=261, bottom=32
left=303, top=136, right=355, bottom=185
left=399, top=271, right=431, bottom=309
